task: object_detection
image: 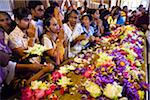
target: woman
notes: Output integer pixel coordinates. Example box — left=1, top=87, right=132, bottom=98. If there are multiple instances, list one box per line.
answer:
left=42, top=16, right=65, bottom=65
left=63, top=9, right=88, bottom=57
left=100, top=10, right=111, bottom=36
left=107, top=6, right=121, bottom=29
left=88, top=9, right=104, bottom=37
left=44, top=2, right=64, bottom=27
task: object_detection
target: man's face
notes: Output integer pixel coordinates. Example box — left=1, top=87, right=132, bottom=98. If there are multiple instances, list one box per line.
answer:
left=68, top=12, right=78, bottom=27
left=0, top=14, right=12, bottom=31
left=49, top=17, right=60, bottom=34
left=17, top=14, right=32, bottom=30
left=33, top=5, right=44, bottom=18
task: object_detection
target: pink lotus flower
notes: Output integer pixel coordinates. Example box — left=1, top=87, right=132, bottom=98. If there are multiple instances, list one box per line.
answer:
left=50, top=84, right=57, bottom=90
left=34, top=89, right=45, bottom=99
left=52, top=71, right=62, bottom=82
left=45, top=88, right=52, bottom=96
left=60, top=87, right=65, bottom=95
left=21, top=87, right=33, bottom=100
left=83, top=69, right=92, bottom=78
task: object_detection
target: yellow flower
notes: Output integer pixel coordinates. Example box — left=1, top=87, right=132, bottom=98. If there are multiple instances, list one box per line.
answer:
left=39, top=82, right=49, bottom=90
left=84, top=80, right=102, bottom=98
left=57, top=76, right=72, bottom=88
left=58, top=67, right=69, bottom=74
left=103, top=82, right=123, bottom=99
left=31, top=80, right=42, bottom=90
left=138, top=90, right=144, bottom=100
left=25, top=44, right=48, bottom=56
left=30, top=80, right=50, bottom=90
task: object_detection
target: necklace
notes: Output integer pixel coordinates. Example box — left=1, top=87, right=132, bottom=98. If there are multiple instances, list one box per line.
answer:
left=67, top=22, right=75, bottom=31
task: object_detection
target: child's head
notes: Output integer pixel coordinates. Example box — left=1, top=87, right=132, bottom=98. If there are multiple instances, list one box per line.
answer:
left=81, top=14, right=92, bottom=27
left=13, top=7, right=32, bottom=30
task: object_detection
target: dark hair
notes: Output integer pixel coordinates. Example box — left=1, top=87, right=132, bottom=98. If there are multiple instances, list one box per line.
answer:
left=84, top=0, right=87, bottom=6
left=63, top=9, right=79, bottom=23
left=44, top=2, right=59, bottom=19
left=44, top=7, right=54, bottom=19
left=40, top=16, right=53, bottom=43
left=28, top=0, right=43, bottom=10
left=13, top=7, right=31, bottom=20
left=139, top=4, right=143, bottom=8
left=123, top=6, right=127, bottom=9
left=0, top=11, right=16, bottom=32
left=77, top=7, right=83, bottom=11
left=0, top=11, right=11, bottom=20
left=88, top=9, right=97, bottom=15
left=132, top=10, right=137, bottom=14
left=43, top=16, right=53, bottom=29
left=81, top=14, right=92, bottom=21
left=49, top=1, right=59, bottom=8
left=111, top=6, right=121, bottom=17
left=100, top=10, right=110, bottom=19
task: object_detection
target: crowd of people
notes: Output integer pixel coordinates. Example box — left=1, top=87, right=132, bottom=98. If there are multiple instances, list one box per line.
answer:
left=0, top=0, right=149, bottom=98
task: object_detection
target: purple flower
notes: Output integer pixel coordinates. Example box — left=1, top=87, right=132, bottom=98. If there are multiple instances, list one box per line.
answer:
left=75, top=68, right=86, bottom=74
left=139, top=82, right=150, bottom=91
left=122, top=79, right=139, bottom=100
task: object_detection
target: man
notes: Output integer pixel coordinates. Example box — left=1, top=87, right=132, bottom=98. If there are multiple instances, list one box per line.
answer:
left=8, top=7, right=36, bottom=59
left=28, top=0, right=45, bottom=38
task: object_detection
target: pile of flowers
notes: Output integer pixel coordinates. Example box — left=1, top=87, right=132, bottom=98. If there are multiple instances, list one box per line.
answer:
left=24, top=44, right=48, bottom=63
left=21, top=80, right=57, bottom=100
left=21, top=25, right=149, bottom=100
left=25, top=44, right=48, bottom=56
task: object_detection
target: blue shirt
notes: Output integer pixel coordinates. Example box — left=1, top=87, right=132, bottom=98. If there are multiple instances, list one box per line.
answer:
left=82, top=25, right=94, bottom=36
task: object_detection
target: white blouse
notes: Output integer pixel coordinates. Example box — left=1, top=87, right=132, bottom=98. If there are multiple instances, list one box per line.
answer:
left=63, top=23, right=84, bottom=42
left=42, top=34, right=56, bottom=50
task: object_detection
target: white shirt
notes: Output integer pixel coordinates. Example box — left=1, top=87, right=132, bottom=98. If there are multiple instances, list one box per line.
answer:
left=0, top=61, right=16, bottom=87
left=63, top=23, right=84, bottom=42
left=63, top=23, right=85, bottom=57
left=8, top=26, right=28, bottom=49
left=42, top=34, right=56, bottom=50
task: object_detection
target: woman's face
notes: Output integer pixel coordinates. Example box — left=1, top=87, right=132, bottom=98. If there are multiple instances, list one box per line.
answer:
left=68, top=12, right=78, bottom=27
left=0, top=14, right=12, bottom=31
left=82, top=16, right=90, bottom=27
left=93, top=10, right=100, bottom=19
left=49, top=17, right=60, bottom=34
left=17, top=14, right=32, bottom=30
